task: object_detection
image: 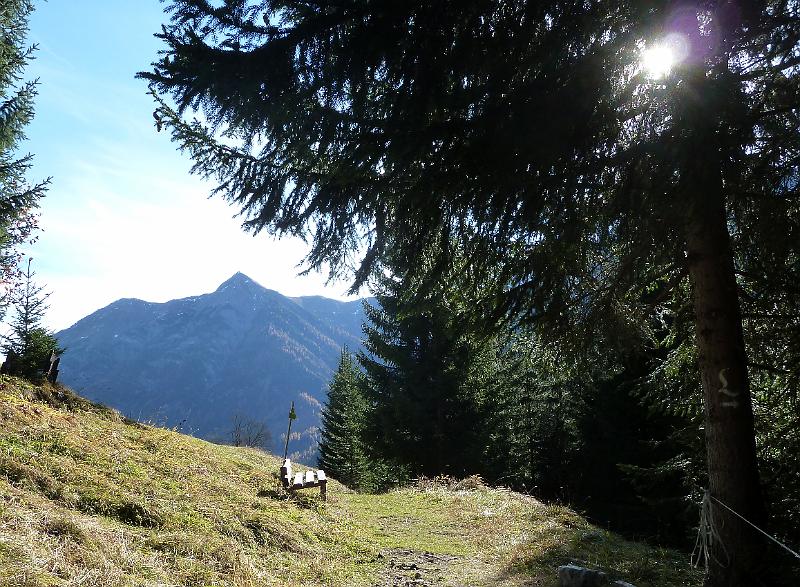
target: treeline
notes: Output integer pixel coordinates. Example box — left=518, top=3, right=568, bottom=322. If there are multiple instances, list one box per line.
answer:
left=319, top=253, right=798, bottom=550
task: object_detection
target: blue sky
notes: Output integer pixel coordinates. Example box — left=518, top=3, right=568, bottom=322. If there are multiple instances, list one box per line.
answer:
left=23, top=1, right=355, bottom=331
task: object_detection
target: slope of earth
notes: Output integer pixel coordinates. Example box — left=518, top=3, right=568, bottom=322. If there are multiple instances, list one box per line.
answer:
left=55, top=273, right=368, bottom=459
left=0, top=378, right=702, bottom=587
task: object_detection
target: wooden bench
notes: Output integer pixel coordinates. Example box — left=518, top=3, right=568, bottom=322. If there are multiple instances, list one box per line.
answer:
left=280, top=459, right=327, bottom=500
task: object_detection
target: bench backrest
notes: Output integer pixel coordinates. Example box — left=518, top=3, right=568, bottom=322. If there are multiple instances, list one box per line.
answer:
left=280, top=459, right=327, bottom=491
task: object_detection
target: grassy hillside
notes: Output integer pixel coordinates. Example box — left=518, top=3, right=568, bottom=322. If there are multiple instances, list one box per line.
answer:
left=0, top=376, right=701, bottom=586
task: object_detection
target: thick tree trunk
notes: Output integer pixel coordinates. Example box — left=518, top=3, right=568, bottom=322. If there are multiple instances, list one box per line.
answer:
left=682, top=85, right=766, bottom=586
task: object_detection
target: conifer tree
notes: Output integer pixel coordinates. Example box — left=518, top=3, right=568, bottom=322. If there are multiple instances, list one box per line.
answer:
left=0, top=1, right=48, bottom=306
left=3, top=257, right=61, bottom=380
left=143, top=2, right=799, bottom=582
left=485, top=333, right=583, bottom=499
left=359, top=266, right=493, bottom=479
left=318, top=349, right=369, bottom=490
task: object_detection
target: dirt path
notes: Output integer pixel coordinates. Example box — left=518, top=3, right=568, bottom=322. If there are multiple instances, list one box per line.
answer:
left=372, top=548, right=461, bottom=587
left=371, top=546, right=541, bottom=587
left=343, top=487, right=547, bottom=587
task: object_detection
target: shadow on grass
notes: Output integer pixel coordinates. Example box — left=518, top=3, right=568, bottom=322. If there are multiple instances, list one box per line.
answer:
left=77, top=494, right=164, bottom=528
left=257, top=480, right=326, bottom=511
left=490, top=505, right=702, bottom=587
left=0, top=455, right=64, bottom=501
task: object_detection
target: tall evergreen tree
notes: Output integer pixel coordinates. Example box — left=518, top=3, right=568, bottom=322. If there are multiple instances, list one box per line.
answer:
left=143, top=2, right=800, bottom=583
left=485, top=333, right=585, bottom=500
left=318, top=349, right=369, bottom=490
left=359, top=263, right=492, bottom=479
left=0, top=0, right=48, bottom=305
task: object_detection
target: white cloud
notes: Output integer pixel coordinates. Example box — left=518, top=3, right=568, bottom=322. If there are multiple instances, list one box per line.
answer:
left=28, top=135, right=359, bottom=332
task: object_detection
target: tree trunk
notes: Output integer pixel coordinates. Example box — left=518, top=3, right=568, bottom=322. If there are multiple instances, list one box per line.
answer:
left=681, top=75, right=767, bottom=586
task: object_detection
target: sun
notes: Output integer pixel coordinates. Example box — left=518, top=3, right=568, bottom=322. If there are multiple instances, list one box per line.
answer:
left=642, top=44, right=676, bottom=78
left=641, top=33, right=689, bottom=79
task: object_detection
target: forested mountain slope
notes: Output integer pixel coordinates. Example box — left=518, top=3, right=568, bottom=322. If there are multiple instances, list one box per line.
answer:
left=55, top=273, right=367, bottom=457
left=0, top=378, right=700, bottom=586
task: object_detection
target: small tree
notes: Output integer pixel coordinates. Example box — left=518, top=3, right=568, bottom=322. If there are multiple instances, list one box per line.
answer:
left=230, top=413, right=272, bottom=450
left=2, top=258, right=61, bottom=380
left=318, top=349, right=369, bottom=490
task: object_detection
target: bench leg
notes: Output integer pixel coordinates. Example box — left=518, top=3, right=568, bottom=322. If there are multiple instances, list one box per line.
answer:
left=320, top=481, right=327, bottom=501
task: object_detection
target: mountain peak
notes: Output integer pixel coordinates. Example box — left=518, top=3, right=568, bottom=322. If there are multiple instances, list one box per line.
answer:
left=215, top=272, right=261, bottom=292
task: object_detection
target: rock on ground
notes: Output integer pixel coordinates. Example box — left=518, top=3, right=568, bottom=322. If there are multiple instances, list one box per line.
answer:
left=557, top=564, right=607, bottom=587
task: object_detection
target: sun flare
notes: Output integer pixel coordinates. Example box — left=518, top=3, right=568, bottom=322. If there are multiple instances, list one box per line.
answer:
left=641, top=33, right=690, bottom=79
left=642, top=44, right=676, bottom=78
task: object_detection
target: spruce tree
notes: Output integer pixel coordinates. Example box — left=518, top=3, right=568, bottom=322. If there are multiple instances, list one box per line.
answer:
left=359, top=263, right=492, bottom=479
left=318, top=349, right=369, bottom=490
left=3, top=257, right=61, bottom=380
left=485, top=333, right=584, bottom=500
left=0, top=0, right=48, bottom=305
left=143, top=3, right=799, bottom=582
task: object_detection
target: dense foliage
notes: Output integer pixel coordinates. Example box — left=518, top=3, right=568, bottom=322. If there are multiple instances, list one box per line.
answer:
left=0, top=0, right=48, bottom=306
left=141, top=1, right=797, bottom=328
left=359, top=271, right=493, bottom=479
left=333, top=275, right=699, bottom=546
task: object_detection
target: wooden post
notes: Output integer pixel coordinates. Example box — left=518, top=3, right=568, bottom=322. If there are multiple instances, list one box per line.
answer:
left=318, top=470, right=327, bottom=501
left=46, top=350, right=60, bottom=384
left=283, top=401, right=296, bottom=461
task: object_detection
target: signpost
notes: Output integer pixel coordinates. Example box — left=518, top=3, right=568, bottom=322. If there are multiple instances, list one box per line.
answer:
left=283, top=401, right=297, bottom=461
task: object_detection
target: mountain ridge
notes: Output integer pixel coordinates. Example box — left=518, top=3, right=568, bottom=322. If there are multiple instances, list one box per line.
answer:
left=55, top=273, right=369, bottom=458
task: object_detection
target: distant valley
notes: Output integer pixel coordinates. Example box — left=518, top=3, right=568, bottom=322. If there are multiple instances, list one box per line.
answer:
left=56, top=273, right=368, bottom=460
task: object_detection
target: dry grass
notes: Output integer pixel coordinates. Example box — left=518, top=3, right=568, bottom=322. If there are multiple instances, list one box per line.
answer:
left=0, top=376, right=372, bottom=586
left=0, top=376, right=702, bottom=586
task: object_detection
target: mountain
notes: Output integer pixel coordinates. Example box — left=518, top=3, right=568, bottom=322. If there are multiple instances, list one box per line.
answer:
left=55, top=272, right=368, bottom=458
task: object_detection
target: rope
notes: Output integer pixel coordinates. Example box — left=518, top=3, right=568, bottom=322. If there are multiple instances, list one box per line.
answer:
left=708, top=494, right=800, bottom=561
left=691, top=493, right=710, bottom=570
left=692, top=491, right=729, bottom=570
